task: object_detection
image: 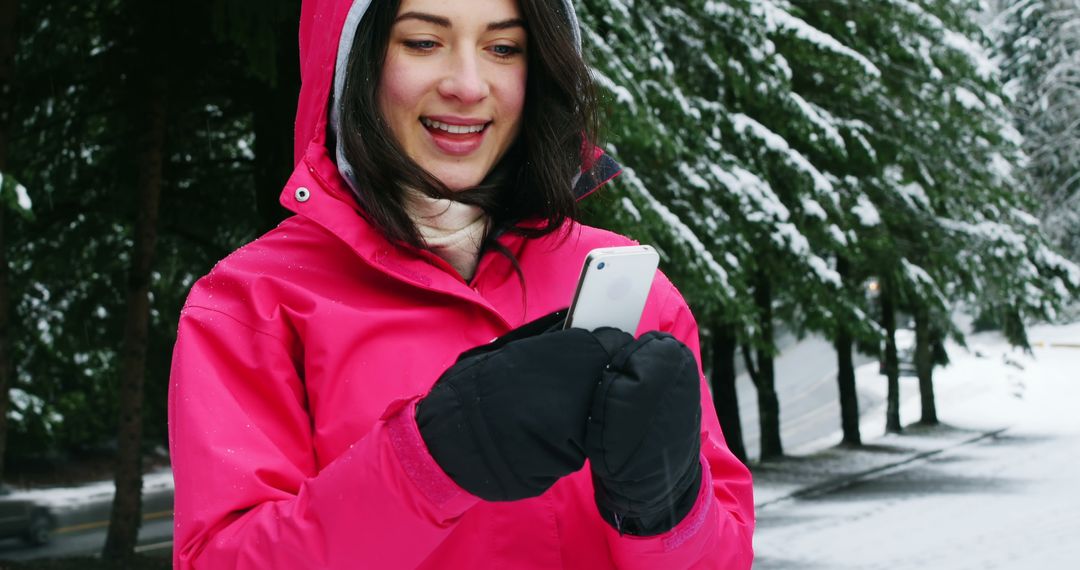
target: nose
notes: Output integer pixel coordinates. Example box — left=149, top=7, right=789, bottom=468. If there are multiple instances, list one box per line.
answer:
left=437, top=48, right=489, bottom=104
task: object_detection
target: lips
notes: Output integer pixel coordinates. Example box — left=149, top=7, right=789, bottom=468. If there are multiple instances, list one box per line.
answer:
left=420, top=116, right=491, bottom=156
left=421, top=117, right=489, bottom=134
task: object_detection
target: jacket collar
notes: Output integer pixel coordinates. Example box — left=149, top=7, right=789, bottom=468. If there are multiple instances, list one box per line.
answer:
left=278, top=142, right=621, bottom=314
left=280, top=141, right=621, bottom=254
left=573, top=148, right=622, bottom=201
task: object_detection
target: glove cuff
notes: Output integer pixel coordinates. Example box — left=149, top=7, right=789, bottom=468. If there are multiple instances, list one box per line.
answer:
left=416, top=358, right=521, bottom=501
left=593, top=458, right=703, bottom=536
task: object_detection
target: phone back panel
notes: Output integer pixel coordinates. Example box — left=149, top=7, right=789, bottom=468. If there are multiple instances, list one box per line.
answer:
left=566, top=246, right=659, bottom=335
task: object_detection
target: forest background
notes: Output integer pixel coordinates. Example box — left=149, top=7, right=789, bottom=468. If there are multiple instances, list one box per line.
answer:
left=0, top=0, right=1077, bottom=560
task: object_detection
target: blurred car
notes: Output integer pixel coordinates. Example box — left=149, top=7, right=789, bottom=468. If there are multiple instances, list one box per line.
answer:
left=0, top=484, right=57, bottom=546
left=879, top=328, right=918, bottom=377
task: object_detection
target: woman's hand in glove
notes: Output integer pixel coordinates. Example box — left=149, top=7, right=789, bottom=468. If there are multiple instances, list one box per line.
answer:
left=586, top=331, right=704, bottom=536
left=416, top=310, right=633, bottom=502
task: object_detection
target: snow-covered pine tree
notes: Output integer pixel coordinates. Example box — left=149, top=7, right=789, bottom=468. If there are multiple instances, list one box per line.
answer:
left=577, top=0, right=1078, bottom=455
left=917, top=0, right=1080, bottom=343
left=4, top=0, right=275, bottom=477
left=577, top=0, right=747, bottom=317
left=719, top=0, right=880, bottom=456
left=789, top=0, right=1078, bottom=427
left=577, top=0, right=760, bottom=459
left=777, top=0, right=1002, bottom=429
left=994, top=0, right=1080, bottom=264
left=579, top=0, right=872, bottom=460
left=755, top=0, right=893, bottom=443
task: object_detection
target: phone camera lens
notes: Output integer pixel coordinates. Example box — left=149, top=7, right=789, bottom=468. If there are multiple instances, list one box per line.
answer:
left=597, top=262, right=606, bottom=270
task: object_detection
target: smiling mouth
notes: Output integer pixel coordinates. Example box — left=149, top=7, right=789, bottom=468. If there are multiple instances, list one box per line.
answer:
left=420, top=117, right=491, bottom=135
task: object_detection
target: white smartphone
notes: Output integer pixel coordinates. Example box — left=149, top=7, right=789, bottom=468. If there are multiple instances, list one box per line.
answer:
left=564, top=245, right=660, bottom=335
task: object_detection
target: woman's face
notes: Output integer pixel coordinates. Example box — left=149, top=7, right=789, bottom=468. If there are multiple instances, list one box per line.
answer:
left=379, top=0, right=528, bottom=191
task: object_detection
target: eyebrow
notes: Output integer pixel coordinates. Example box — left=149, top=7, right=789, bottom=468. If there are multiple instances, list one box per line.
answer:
left=394, top=12, right=526, bottom=32
left=487, top=18, right=526, bottom=32
left=395, top=11, right=451, bottom=28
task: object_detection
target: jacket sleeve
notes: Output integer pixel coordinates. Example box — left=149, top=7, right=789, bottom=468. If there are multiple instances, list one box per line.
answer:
left=168, top=305, right=479, bottom=569
left=602, top=284, right=755, bottom=569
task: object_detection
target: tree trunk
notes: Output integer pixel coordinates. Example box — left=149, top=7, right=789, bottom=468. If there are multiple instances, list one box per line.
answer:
left=252, top=4, right=301, bottom=235
left=834, top=325, right=861, bottom=446
left=0, top=209, right=8, bottom=484
left=835, top=257, right=861, bottom=446
left=914, top=303, right=938, bottom=425
left=753, top=271, right=783, bottom=459
left=0, top=0, right=19, bottom=482
left=710, top=322, right=747, bottom=464
left=881, top=277, right=902, bottom=433
left=102, top=72, right=166, bottom=560
left=0, top=0, right=15, bottom=162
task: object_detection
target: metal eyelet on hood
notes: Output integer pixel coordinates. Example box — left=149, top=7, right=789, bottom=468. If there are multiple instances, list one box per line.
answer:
left=296, top=187, right=312, bottom=203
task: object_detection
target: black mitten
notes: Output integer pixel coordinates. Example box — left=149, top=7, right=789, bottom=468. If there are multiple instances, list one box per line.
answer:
left=586, top=331, right=703, bottom=535
left=417, top=310, right=633, bottom=501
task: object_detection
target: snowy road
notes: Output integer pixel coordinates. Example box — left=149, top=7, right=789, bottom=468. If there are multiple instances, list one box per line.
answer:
left=736, top=332, right=878, bottom=459
left=0, top=469, right=174, bottom=561
left=0, top=324, right=1073, bottom=567
left=753, top=323, right=1080, bottom=569
left=755, top=426, right=1080, bottom=569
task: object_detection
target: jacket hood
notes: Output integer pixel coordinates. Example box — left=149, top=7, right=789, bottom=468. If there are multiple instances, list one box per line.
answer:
left=293, top=0, right=618, bottom=200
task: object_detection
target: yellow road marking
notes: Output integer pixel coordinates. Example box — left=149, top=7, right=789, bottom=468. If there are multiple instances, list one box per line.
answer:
left=1031, top=341, right=1080, bottom=349
left=55, top=509, right=173, bottom=534
left=134, top=539, right=174, bottom=553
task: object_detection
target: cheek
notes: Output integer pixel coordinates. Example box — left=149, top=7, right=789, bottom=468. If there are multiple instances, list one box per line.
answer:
left=378, top=57, right=421, bottom=126
left=501, top=68, right=527, bottom=123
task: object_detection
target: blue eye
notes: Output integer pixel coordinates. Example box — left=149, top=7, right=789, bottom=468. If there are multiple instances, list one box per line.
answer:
left=597, top=262, right=606, bottom=270
left=490, top=45, right=522, bottom=58
left=404, top=40, right=437, bottom=50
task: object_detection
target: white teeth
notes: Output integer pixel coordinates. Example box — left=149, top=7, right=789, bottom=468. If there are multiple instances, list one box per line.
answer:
left=421, top=118, right=487, bottom=134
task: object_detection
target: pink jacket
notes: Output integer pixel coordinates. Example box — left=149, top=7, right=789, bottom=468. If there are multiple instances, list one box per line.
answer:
left=167, top=1, right=754, bottom=568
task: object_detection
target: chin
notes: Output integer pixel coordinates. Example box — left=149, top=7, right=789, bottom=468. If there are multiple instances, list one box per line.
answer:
left=428, top=166, right=487, bottom=192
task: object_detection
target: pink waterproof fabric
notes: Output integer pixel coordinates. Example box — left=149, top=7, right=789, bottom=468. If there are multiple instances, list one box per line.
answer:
left=168, top=1, right=755, bottom=567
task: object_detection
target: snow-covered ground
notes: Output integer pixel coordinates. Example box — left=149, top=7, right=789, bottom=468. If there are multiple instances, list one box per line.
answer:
left=753, top=320, right=1080, bottom=569
left=4, top=321, right=1077, bottom=568
left=4, top=467, right=174, bottom=514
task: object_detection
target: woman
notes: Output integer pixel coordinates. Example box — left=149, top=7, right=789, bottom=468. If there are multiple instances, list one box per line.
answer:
left=168, top=0, right=755, bottom=567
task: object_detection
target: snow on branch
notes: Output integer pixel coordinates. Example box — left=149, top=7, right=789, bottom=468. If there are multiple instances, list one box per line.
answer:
left=1010, top=207, right=1041, bottom=227
left=619, top=167, right=733, bottom=292
left=705, top=162, right=789, bottom=224
left=852, top=194, right=882, bottom=226
left=901, top=258, right=949, bottom=308
left=954, top=86, right=987, bottom=110
left=759, top=0, right=881, bottom=78
left=731, top=113, right=836, bottom=196
left=938, top=217, right=1029, bottom=254
left=943, top=30, right=999, bottom=81
left=891, top=0, right=999, bottom=80
left=885, top=166, right=933, bottom=211
left=1034, top=243, right=1080, bottom=287
left=789, top=92, right=848, bottom=153
left=590, top=68, right=638, bottom=113
left=582, top=26, right=640, bottom=114
left=703, top=161, right=840, bottom=287
left=0, top=170, right=34, bottom=213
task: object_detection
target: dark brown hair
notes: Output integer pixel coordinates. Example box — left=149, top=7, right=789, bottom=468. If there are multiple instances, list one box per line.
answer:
left=338, top=0, right=599, bottom=249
